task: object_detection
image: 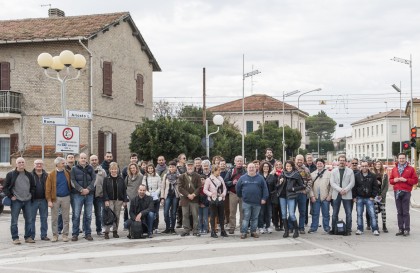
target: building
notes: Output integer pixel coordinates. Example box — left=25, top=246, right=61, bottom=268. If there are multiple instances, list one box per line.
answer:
left=208, top=94, right=309, bottom=147
left=0, top=9, right=160, bottom=175
left=347, top=109, right=409, bottom=161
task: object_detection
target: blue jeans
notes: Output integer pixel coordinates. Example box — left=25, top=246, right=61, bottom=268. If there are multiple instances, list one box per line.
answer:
left=198, top=207, right=209, bottom=232
left=241, top=202, right=261, bottom=234
left=93, top=197, right=104, bottom=233
left=31, top=199, right=49, bottom=239
left=153, top=200, right=160, bottom=230
left=10, top=199, right=33, bottom=240
left=296, top=193, right=307, bottom=230
left=144, top=211, right=156, bottom=234
left=71, top=193, right=93, bottom=237
left=310, top=199, right=331, bottom=232
left=279, top=197, right=297, bottom=221
left=164, top=196, right=179, bottom=229
left=356, top=197, right=378, bottom=232
left=258, top=199, right=272, bottom=229
left=332, top=195, right=353, bottom=232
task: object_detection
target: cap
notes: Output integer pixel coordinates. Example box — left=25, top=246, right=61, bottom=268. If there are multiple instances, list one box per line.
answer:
left=186, top=160, right=194, bottom=165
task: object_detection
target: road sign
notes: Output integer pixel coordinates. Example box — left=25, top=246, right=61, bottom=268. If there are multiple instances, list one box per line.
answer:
left=42, top=116, right=66, bottom=125
left=55, top=126, right=80, bottom=153
left=68, top=110, right=92, bottom=120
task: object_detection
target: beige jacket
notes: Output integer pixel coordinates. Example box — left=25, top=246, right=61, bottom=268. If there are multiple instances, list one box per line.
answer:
left=310, top=169, right=333, bottom=200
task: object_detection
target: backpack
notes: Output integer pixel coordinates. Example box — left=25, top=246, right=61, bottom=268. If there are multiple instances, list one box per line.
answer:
left=334, top=219, right=346, bottom=235
left=102, top=207, right=117, bottom=226
left=130, top=221, right=144, bottom=239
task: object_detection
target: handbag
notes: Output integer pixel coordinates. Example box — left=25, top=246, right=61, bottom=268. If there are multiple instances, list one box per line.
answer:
left=209, top=178, right=223, bottom=206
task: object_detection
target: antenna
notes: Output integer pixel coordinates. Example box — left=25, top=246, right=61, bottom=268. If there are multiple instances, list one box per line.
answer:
left=41, top=4, right=52, bottom=8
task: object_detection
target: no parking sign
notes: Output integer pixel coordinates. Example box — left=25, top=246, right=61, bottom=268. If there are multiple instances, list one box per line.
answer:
left=55, top=126, right=80, bottom=153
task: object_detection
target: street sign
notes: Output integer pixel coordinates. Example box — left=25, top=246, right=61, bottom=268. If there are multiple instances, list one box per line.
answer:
left=55, top=126, right=80, bottom=153
left=68, top=110, right=92, bottom=120
left=42, top=116, right=66, bottom=125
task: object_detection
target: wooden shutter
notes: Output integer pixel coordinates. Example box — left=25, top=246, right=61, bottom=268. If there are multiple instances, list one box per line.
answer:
left=98, top=130, right=104, bottom=161
left=103, top=61, right=112, bottom=96
left=10, top=133, right=18, bottom=154
left=112, top=132, right=117, bottom=162
left=0, top=62, right=11, bottom=90
left=136, top=74, right=144, bottom=104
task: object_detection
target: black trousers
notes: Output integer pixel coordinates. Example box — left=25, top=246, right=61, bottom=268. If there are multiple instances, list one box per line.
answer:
left=209, top=203, right=225, bottom=232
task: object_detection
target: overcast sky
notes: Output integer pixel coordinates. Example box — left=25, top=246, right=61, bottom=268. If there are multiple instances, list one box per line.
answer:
left=1, top=0, right=419, bottom=137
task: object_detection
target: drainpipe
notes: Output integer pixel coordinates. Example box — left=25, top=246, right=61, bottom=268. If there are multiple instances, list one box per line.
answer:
left=79, top=39, right=93, bottom=155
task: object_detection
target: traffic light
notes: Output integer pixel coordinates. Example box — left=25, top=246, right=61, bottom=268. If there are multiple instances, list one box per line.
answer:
left=403, top=141, right=410, bottom=150
left=410, top=127, right=417, bottom=148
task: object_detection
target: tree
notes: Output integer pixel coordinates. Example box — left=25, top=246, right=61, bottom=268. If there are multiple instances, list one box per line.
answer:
left=305, top=110, right=337, bottom=154
left=178, top=105, right=213, bottom=125
left=153, top=100, right=180, bottom=119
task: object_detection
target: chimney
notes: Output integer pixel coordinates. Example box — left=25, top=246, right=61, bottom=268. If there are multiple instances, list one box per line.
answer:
left=48, top=8, right=65, bottom=17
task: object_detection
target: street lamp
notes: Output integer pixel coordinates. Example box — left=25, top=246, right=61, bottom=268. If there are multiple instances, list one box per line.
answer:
left=282, top=90, right=300, bottom=162
left=206, top=114, right=224, bottom=157
left=391, top=83, right=403, bottom=153
left=242, top=54, right=261, bottom=160
left=297, top=88, right=322, bottom=154
left=306, top=130, right=325, bottom=157
left=38, top=50, right=87, bottom=123
left=391, top=55, right=414, bottom=164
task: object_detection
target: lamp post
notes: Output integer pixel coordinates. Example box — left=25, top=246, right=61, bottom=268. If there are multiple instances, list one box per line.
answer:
left=206, top=114, right=224, bottom=158
left=297, top=88, right=322, bottom=154
left=391, top=83, right=403, bottom=153
left=391, top=55, right=414, bottom=164
left=282, top=90, right=300, bottom=162
left=38, top=50, right=87, bottom=123
left=242, top=54, right=261, bottom=160
left=306, top=130, right=325, bottom=157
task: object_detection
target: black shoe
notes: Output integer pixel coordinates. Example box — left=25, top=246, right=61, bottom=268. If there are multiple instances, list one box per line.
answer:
left=396, top=230, right=404, bottom=236
left=127, top=234, right=131, bottom=239
left=181, top=232, right=190, bottom=237
left=112, top=231, right=119, bottom=238
left=176, top=223, right=182, bottom=228
left=299, top=229, right=305, bottom=234
left=275, top=226, right=281, bottom=231
left=221, top=230, right=228, bottom=237
left=366, top=225, right=371, bottom=231
left=97, top=232, right=103, bottom=236
left=148, top=233, right=153, bottom=238
left=344, top=231, right=351, bottom=236
left=403, top=230, right=410, bottom=237
left=382, top=224, right=389, bottom=233
left=292, top=221, right=299, bottom=238
left=162, top=229, right=171, bottom=234
left=211, top=231, right=218, bottom=238
left=328, top=230, right=335, bottom=235
left=171, top=229, right=177, bottom=235
left=193, top=233, right=201, bottom=237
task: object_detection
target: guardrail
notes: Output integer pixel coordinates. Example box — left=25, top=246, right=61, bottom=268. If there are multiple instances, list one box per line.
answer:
left=0, top=90, right=22, bottom=113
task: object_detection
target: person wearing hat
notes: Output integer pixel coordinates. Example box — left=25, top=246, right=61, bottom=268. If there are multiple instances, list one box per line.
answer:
left=177, top=160, right=201, bottom=236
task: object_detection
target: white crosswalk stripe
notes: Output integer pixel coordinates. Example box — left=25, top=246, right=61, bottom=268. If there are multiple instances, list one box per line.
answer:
left=254, top=261, right=380, bottom=273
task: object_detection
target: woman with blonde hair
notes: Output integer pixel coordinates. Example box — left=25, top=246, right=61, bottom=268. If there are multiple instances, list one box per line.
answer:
left=369, top=160, right=389, bottom=233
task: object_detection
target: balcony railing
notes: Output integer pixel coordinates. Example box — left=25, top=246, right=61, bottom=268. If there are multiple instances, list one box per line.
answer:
left=0, top=90, right=22, bottom=114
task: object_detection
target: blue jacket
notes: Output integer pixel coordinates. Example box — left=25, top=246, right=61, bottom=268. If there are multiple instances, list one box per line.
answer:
left=70, top=164, right=96, bottom=194
left=236, top=174, right=269, bottom=205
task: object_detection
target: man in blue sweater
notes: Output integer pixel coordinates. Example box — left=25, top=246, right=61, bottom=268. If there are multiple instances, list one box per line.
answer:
left=236, top=163, right=269, bottom=239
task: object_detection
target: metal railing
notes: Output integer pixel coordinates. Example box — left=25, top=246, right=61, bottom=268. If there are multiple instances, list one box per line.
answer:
left=0, top=90, right=22, bottom=114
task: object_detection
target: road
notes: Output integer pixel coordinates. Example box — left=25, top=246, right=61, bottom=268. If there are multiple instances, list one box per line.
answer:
left=0, top=190, right=419, bottom=273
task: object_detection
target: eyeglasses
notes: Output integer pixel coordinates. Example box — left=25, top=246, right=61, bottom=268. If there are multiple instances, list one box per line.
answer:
left=351, top=163, right=358, bottom=165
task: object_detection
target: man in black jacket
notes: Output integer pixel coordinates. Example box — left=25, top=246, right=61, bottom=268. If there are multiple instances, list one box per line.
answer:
left=353, top=161, right=379, bottom=236
left=4, top=157, right=36, bottom=244
left=30, top=159, right=49, bottom=241
left=128, top=184, right=155, bottom=238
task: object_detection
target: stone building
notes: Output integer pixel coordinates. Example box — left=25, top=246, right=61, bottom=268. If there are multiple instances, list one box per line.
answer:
left=0, top=9, right=160, bottom=175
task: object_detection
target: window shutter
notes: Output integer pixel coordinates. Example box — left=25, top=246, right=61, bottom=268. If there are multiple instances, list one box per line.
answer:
left=112, top=132, right=117, bottom=163
left=103, top=61, right=112, bottom=96
left=98, top=130, right=104, bottom=161
left=10, top=133, right=18, bottom=154
left=136, top=74, right=144, bottom=104
left=0, top=62, right=11, bottom=90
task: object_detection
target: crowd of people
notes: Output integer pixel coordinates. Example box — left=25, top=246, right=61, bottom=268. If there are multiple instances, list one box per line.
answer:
left=2, top=148, right=418, bottom=245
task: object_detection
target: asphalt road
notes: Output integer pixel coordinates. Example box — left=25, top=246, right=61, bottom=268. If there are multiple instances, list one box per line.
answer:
left=0, top=189, right=419, bottom=273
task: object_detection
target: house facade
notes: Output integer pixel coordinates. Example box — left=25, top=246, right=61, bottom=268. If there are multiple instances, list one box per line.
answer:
left=0, top=9, right=160, bottom=175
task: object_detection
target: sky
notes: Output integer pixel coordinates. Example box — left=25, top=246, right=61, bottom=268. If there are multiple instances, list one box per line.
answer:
left=1, top=0, right=419, bottom=138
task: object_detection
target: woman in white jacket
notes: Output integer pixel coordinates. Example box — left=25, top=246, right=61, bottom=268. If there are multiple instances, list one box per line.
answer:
left=142, top=163, right=162, bottom=233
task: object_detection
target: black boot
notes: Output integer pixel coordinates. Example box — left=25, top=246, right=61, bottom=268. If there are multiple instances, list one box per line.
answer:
left=293, top=220, right=299, bottom=238
left=220, top=230, right=228, bottom=237
left=382, top=223, right=388, bottom=233
left=211, top=231, right=218, bottom=238
left=282, top=219, right=289, bottom=238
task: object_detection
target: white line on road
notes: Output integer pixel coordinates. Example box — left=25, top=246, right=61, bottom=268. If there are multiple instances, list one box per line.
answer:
left=253, top=261, right=380, bottom=273
left=75, top=249, right=332, bottom=273
left=0, top=239, right=300, bottom=265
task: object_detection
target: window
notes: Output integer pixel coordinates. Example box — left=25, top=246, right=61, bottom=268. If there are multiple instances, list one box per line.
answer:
left=136, top=74, right=144, bottom=104
left=358, top=129, right=361, bottom=138
left=363, top=128, right=365, bottom=137
left=367, top=127, right=369, bottom=136
left=0, top=137, right=10, bottom=163
left=372, top=126, right=374, bottom=136
left=391, top=125, right=397, bottom=134
left=381, top=124, right=384, bottom=135
left=381, top=144, right=384, bottom=151
left=103, top=61, right=112, bottom=96
left=376, top=125, right=378, bottom=136
left=0, top=62, right=11, bottom=90
left=354, top=129, right=356, bottom=138
left=246, top=121, right=253, bottom=134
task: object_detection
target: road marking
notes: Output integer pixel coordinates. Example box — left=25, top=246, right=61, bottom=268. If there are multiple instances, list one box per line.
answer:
left=0, top=265, right=68, bottom=273
left=253, top=261, right=380, bottom=273
left=0, top=239, right=300, bottom=265
left=76, top=249, right=332, bottom=273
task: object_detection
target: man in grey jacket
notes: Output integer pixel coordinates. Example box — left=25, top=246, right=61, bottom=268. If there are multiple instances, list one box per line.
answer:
left=330, top=154, right=355, bottom=236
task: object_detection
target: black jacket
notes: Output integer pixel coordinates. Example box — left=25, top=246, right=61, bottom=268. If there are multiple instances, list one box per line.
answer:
left=103, top=175, right=128, bottom=202
left=129, top=195, right=154, bottom=220
left=31, top=169, right=48, bottom=200
left=224, top=166, right=246, bottom=193
left=276, top=170, right=305, bottom=199
left=353, top=171, right=379, bottom=199
left=4, top=169, right=36, bottom=201
left=266, top=173, right=279, bottom=204
left=70, top=164, right=96, bottom=194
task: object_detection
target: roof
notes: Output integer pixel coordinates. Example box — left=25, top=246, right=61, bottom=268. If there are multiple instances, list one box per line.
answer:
left=351, top=109, right=408, bottom=125
left=0, top=12, right=161, bottom=71
left=208, top=94, right=308, bottom=115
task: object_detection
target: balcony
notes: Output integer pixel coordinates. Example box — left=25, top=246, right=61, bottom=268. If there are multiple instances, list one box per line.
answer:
left=0, top=90, right=22, bottom=119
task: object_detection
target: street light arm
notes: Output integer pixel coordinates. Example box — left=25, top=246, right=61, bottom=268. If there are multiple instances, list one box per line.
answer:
left=208, top=126, right=220, bottom=138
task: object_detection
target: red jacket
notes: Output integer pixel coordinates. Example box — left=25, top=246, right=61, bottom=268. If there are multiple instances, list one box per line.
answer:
left=389, top=163, right=418, bottom=192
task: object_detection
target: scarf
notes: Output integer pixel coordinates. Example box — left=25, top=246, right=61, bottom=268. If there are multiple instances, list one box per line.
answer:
left=275, top=169, right=282, bottom=177
left=398, top=162, right=408, bottom=175
left=156, top=164, right=167, bottom=175
left=167, top=172, right=178, bottom=185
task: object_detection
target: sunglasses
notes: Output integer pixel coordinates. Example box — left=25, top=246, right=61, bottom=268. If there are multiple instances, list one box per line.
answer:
left=351, top=163, right=358, bottom=165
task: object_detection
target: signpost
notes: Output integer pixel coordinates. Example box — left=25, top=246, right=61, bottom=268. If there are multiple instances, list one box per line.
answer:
left=41, top=116, right=67, bottom=160
left=55, top=126, right=80, bottom=154
left=67, top=110, right=92, bottom=120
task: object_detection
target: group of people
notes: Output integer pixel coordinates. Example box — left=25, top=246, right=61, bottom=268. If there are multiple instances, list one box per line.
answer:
left=2, top=148, right=417, bottom=245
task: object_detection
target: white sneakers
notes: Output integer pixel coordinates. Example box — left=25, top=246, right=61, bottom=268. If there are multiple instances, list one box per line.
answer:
left=259, top=228, right=266, bottom=234
left=356, top=230, right=364, bottom=235
left=373, top=230, right=380, bottom=236
left=267, top=227, right=273, bottom=234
